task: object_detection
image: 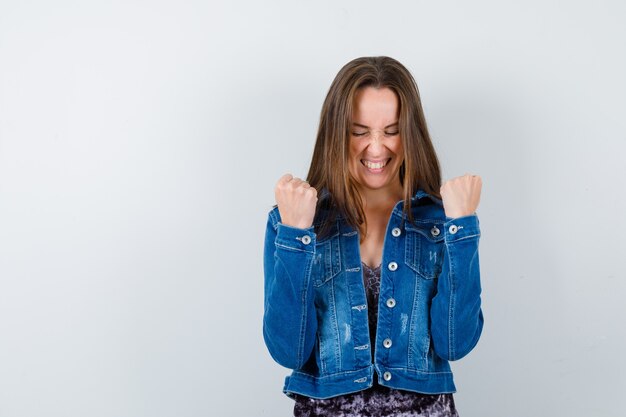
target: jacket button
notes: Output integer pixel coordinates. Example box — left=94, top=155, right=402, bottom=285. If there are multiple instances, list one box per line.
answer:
left=431, top=226, right=440, bottom=236
left=386, top=298, right=396, bottom=308
left=391, top=227, right=401, bottom=237
left=383, top=371, right=392, bottom=381
left=383, top=338, right=392, bottom=348
left=448, top=225, right=458, bottom=234
left=301, top=235, right=312, bottom=245
left=387, top=262, right=398, bottom=271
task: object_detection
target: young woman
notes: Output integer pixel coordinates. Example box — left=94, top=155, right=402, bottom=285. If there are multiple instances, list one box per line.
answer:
left=263, top=56, right=484, bottom=416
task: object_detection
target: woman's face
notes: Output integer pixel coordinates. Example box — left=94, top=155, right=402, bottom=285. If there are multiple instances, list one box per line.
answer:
left=348, top=86, right=404, bottom=196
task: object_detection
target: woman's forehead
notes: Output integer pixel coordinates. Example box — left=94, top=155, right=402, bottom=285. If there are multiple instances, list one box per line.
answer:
left=352, top=87, right=399, bottom=124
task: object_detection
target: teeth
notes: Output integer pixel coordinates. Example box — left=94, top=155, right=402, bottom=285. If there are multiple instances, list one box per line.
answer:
left=364, top=160, right=386, bottom=169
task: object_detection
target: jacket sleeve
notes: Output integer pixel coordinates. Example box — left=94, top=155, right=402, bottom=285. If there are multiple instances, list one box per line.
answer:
left=262, top=207, right=318, bottom=369
left=430, top=213, right=484, bottom=361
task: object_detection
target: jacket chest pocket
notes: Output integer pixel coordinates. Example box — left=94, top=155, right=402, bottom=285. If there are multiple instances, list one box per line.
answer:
left=312, top=232, right=342, bottom=287
left=404, top=222, right=445, bottom=279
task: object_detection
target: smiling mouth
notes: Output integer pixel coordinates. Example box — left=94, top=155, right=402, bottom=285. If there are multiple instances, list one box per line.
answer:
left=362, top=158, right=391, bottom=169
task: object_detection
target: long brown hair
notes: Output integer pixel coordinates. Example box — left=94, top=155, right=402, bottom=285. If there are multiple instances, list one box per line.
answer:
left=307, top=56, right=442, bottom=240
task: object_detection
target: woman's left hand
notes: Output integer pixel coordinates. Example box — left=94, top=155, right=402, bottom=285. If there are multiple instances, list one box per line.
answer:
left=440, top=174, right=482, bottom=218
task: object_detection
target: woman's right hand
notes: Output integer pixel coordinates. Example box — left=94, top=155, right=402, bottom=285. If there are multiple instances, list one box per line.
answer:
left=274, top=174, right=318, bottom=229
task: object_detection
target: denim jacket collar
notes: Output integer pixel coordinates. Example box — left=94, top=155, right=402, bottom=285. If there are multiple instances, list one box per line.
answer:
left=317, top=186, right=444, bottom=224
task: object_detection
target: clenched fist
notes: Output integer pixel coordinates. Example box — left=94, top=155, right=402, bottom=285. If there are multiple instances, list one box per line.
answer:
left=275, top=174, right=318, bottom=229
left=440, top=174, right=482, bottom=219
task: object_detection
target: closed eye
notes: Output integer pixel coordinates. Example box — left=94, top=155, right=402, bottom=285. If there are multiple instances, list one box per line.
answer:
left=351, top=131, right=399, bottom=137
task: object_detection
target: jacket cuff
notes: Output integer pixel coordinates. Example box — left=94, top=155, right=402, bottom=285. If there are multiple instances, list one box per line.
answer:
left=443, top=214, right=480, bottom=242
left=275, top=223, right=317, bottom=253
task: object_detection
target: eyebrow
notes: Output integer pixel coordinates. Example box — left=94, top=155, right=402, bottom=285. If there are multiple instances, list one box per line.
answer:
left=352, top=122, right=399, bottom=129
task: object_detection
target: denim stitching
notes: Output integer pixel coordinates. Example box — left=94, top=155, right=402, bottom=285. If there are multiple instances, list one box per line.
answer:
left=327, top=282, right=342, bottom=370
left=290, top=365, right=451, bottom=381
left=405, top=231, right=413, bottom=367
left=446, top=233, right=481, bottom=243
left=275, top=242, right=312, bottom=253
left=291, top=366, right=373, bottom=380
left=445, top=241, right=456, bottom=361
left=269, top=208, right=279, bottom=230
left=317, top=332, right=326, bottom=374
left=297, top=246, right=315, bottom=368
left=334, top=221, right=344, bottom=369
left=407, top=271, right=421, bottom=369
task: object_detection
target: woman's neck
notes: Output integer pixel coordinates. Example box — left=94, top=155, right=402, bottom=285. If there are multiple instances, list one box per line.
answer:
left=358, top=184, right=404, bottom=212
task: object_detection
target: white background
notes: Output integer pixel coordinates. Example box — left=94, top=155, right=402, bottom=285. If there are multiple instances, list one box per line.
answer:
left=1, top=1, right=625, bottom=416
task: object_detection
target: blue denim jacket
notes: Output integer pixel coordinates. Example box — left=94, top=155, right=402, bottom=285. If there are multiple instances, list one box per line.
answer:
left=263, top=188, right=484, bottom=399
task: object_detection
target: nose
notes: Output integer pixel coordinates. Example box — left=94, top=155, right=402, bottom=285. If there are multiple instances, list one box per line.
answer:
left=366, top=130, right=385, bottom=152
